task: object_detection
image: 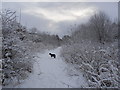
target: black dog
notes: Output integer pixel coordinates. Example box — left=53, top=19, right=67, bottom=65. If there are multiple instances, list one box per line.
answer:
left=49, top=53, right=56, bottom=58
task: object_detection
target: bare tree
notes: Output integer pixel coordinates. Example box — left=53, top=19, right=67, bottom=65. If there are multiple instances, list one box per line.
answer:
left=1, top=9, right=17, bottom=25
left=89, top=11, right=111, bottom=44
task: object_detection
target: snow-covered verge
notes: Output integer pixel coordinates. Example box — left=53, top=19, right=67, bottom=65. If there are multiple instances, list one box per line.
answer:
left=2, top=23, right=33, bottom=86
left=8, top=47, right=88, bottom=88
left=60, top=42, right=119, bottom=88
left=60, top=11, right=119, bottom=88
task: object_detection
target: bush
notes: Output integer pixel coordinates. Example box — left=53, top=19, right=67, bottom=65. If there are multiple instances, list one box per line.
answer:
left=60, top=42, right=119, bottom=87
left=1, top=10, right=34, bottom=86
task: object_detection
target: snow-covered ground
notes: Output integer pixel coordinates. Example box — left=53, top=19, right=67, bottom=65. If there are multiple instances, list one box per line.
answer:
left=15, top=47, right=88, bottom=88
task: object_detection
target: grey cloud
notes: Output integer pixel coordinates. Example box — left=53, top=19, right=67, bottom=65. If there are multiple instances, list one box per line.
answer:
left=2, top=2, right=118, bottom=37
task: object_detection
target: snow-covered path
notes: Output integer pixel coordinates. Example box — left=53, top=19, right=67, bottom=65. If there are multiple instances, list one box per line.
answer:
left=17, top=47, right=88, bottom=88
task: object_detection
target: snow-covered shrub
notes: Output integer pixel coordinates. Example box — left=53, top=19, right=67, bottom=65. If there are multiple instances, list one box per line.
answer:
left=1, top=10, right=34, bottom=86
left=60, top=41, right=119, bottom=88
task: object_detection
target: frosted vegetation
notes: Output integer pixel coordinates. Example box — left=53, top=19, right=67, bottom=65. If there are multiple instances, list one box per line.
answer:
left=1, top=10, right=61, bottom=87
left=0, top=10, right=119, bottom=88
left=60, top=12, right=119, bottom=88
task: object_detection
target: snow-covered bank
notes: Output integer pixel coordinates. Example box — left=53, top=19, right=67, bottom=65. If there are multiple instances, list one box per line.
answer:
left=15, top=47, right=88, bottom=88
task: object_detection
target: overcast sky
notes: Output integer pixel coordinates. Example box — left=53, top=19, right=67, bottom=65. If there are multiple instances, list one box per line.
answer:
left=2, top=2, right=118, bottom=37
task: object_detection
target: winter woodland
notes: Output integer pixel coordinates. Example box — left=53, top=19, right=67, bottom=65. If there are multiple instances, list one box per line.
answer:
left=0, top=9, right=119, bottom=88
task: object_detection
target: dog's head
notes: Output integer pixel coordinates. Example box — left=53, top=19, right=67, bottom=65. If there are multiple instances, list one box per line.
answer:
left=49, top=53, right=51, bottom=55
